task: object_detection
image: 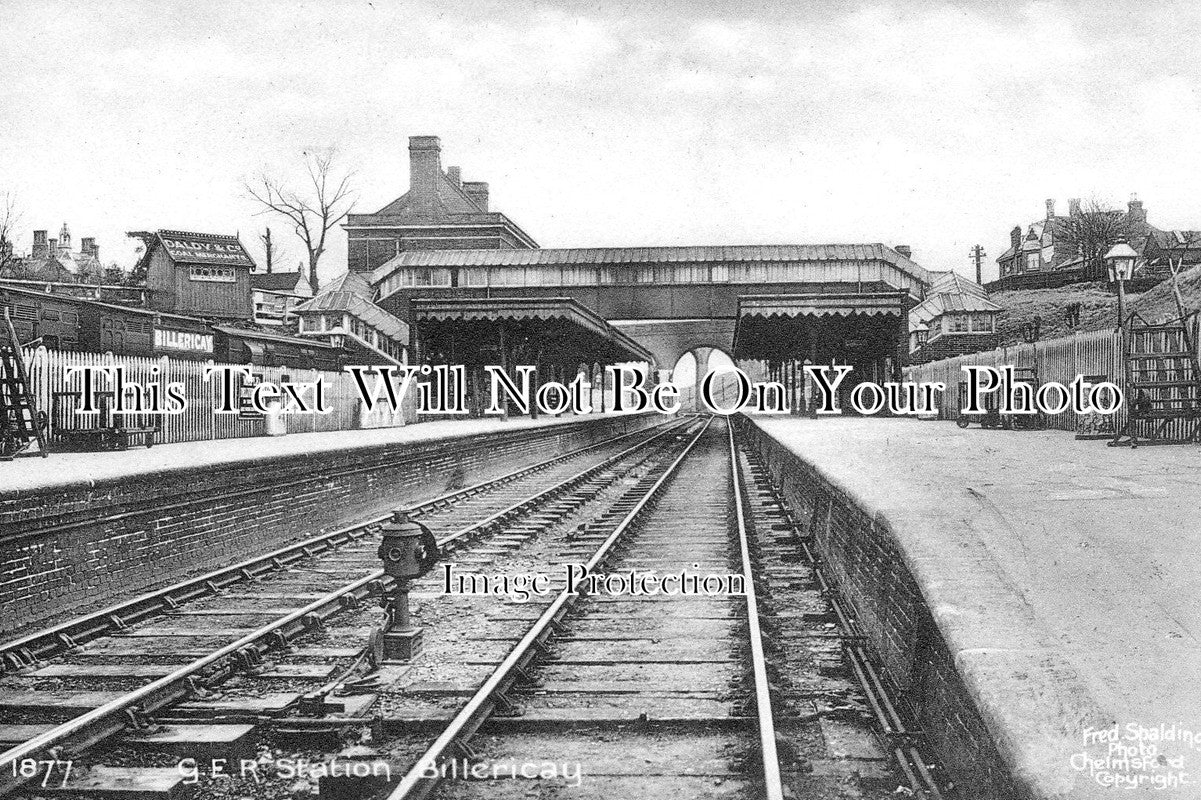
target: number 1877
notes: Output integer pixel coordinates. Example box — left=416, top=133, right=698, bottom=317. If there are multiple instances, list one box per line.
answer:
left=9, top=759, right=73, bottom=788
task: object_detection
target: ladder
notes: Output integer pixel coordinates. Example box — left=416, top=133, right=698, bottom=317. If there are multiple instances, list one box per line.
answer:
left=0, top=308, right=48, bottom=459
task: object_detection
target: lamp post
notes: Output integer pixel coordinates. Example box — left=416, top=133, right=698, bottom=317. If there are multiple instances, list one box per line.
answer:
left=1104, top=241, right=1138, bottom=331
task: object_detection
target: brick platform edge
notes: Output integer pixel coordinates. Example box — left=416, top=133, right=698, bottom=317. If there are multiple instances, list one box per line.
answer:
left=1, top=415, right=658, bottom=632
left=737, top=417, right=1106, bottom=800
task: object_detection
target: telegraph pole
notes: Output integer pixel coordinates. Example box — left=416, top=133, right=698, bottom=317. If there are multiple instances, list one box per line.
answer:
left=970, top=244, right=987, bottom=285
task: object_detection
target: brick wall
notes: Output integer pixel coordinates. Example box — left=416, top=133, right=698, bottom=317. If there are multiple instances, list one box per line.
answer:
left=0, top=415, right=655, bottom=633
left=737, top=418, right=1023, bottom=800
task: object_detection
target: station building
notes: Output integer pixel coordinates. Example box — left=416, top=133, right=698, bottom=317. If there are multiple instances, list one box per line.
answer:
left=907, top=272, right=1002, bottom=364
left=338, top=135, right=936, bottom=411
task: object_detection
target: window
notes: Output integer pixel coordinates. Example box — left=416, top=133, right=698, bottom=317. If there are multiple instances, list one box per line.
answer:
left=189, top=266, right=237, bottom=282
left=1025, top=253, right=1040, bottom=272
left=970, top=313, right=994, bottom=333
left=948, top=314, right=969, bottom=333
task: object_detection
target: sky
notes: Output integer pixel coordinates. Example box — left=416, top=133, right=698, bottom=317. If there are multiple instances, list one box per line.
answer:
left=2, top=0, right=1201, bottom=284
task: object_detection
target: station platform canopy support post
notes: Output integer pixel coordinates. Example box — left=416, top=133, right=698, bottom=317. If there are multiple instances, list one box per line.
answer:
left=732, top=292, right=913, bottom=415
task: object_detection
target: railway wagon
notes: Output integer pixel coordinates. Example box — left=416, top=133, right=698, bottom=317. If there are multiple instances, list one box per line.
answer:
left=214, top=325, right=345, bottom=372
left=0, top=284, right=215, bottom=359
left=0, top=284, right=347, bottom=371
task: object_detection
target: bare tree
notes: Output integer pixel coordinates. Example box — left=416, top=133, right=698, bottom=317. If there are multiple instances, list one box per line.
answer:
left=0, top=192, right=22, bottom=275
left=1053, top=197, right=1138, bottom=280
left=259, top=227, right=276, bottom=274
left=244, top=150, right=354, bottom=292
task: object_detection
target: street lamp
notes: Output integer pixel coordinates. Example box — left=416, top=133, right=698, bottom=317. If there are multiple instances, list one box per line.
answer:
left=1104, top=241, right=1138, bottom=330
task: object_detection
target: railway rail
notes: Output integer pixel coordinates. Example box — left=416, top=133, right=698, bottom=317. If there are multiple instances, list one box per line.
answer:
left=0, top=417, right=691, bottom=798
left=2, top=415, right=946, bottom=800
left=369, top=417, right=943, bottom=800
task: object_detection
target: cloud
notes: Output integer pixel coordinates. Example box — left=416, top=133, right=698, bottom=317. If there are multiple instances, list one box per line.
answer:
left=0, top=0, right=1197, bottom=282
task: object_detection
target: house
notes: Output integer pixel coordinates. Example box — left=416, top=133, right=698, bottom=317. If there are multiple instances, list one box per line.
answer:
left=909, top=271, right=1002, bottom=363
left=4, top=223, right=105, bottom=283
left=296, top=271, right=409, bottom=365
left=992, top=198, right=1161, bottom=290
left=129, top=229, right=256, bottom=320
left=250, top=270, right=312, bottom=327
left=1141, top=230, right=1201, bottom=274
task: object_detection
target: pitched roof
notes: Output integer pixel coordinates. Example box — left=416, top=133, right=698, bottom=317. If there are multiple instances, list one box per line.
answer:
left=371, top=243, right=929, bottom=286
left=297, top=283, right=409, bottom=341
left=910, top=288, right=1002, bottom=328
left=374, top=170, right=484, bottom=216
left=319, top=270, right=374, bottom=299
left=251, top=271, right=308, bottom=292
left=928, top=271, right=987, bottom=298
left=155, top=230, right=255, bottom=268
left=1144, top=230, right=1201, bottom=265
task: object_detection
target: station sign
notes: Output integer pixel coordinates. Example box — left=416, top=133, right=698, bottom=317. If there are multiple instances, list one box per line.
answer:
left=160, top=232, right=255, bottom=267
left=154, top=328, right=214, bottom=354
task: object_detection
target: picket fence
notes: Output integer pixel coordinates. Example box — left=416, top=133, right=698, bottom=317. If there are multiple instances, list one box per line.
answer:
left=22, top=347, right=415, bottom=447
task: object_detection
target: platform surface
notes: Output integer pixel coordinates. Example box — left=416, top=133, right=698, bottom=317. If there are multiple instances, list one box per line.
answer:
left=751, top=415, right=1201, bottom=799
left=0, top=413, right=636, bottom=494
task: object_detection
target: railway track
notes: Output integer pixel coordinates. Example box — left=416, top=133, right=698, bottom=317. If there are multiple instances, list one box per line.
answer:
left=3, top=416, right=946, bottom=800
left=364, top=418, right=943, bottom=800
left=0, top=417, right=694, bottom=798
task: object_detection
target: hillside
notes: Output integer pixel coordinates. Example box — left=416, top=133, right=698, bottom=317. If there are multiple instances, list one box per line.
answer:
left=989, top=282, right=1130, bottom=345
left=987, top=267, right=1201, bottom=346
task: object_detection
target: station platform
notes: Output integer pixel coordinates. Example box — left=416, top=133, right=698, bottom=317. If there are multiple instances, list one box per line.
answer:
left=1, top=412, right=656, bottom=634
left=745, top=415, right=1201, bottom=799
left=0, top=413, right=631, bottom=494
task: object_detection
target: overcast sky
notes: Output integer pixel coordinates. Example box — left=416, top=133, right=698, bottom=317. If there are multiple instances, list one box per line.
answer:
left=2, top=0, right=1199, bottom=283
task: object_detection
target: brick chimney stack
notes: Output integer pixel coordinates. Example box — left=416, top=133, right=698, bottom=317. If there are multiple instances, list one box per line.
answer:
left=1045, top=198, right=1055, bottom=218
left=32, top=230, right=48, bottom=259
left=446, top=166, right=461, bottom=187
left=1128, top=197, right=1147, bottom=225
left=1068, top=197, right=1082, bottom=216
left=408, top=135, right=442, bottom=215
left=463, top=181, right=489, bottom=212
left=81, top=237, right=98, bottom=260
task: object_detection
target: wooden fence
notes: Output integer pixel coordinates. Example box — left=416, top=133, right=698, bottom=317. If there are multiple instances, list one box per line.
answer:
left=22, top=347, right=415, bottom=447
left=904, top=328, right=1127, bottom=432
left=907, top=319, right=1201, bottom=442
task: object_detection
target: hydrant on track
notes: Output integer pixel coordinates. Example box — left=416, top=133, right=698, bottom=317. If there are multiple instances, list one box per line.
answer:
left=377, top=510, right=440, bottom=663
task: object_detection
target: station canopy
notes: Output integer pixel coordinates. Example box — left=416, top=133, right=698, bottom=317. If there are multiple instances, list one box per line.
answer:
left=732, top=291, right=911, bottom=362
left=411, top=297, right=654, bottom=366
